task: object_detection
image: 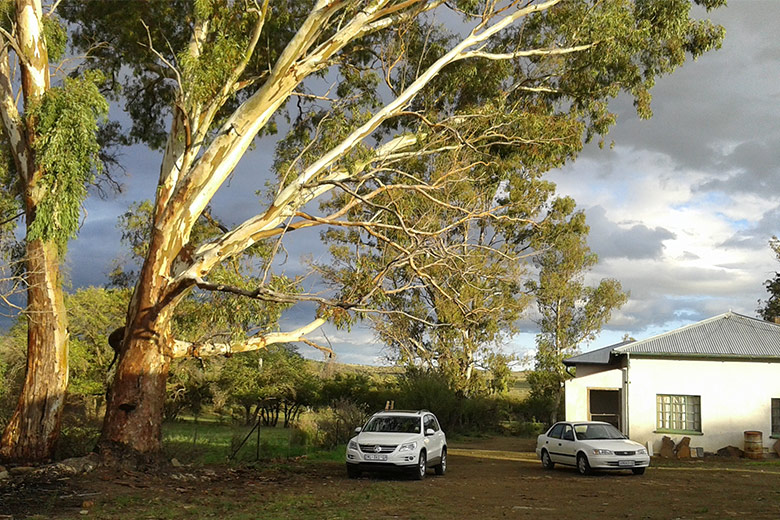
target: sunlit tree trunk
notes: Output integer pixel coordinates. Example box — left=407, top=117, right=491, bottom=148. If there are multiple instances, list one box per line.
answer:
left=0, top=239, right=68, bottom=462
left=0, top=0, right=70, bottom=463
left=97, top=226, right=184, bottom=460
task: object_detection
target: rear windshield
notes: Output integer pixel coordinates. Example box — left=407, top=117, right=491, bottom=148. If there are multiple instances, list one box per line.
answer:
left=363, top=416, right=421, bottom=433
left=574, top=423, right=626, bottom=440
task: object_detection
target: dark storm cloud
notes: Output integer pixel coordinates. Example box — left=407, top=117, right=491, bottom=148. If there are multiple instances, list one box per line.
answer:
left=585, top=206, right=675, bottom=260
left=697, top=140, right=780, bottom=196
left=577, top=1, right=780, bottom=190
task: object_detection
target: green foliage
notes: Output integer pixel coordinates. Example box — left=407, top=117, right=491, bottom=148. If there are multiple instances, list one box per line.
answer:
left=758, top=237, right=780, bottom=322
left=178, top=1, right=253, bottom=106
left=292, top=398, right=369, bottom=449
left=394, top=367, right=500, bottom=433
left=0, top=286, right=130, bottom=428
left=51, top=1, right=725, bottom=456
left=317, top=372, right=388, bottom=412
left=0, top=325, right=26, bottom=429
left=215, top=345, right=318, bottom=426
left=43, top=14, right=67, bottom=62
left=66, top=287, right=130, bottom=400
left=165, top=358, right=216, bottom=420
left=26, top=72, right=108, bottom=253
left=62, top=0, right=313, bottom=148
left=526, top=199, right=628, bottom=422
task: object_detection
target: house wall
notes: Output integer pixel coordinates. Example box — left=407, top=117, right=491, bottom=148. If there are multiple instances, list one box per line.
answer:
left=566, top=357, right=780, bottom=454
left=627, top=357, right=780, bottom=454
left=564, top=364, right=624, bottom=424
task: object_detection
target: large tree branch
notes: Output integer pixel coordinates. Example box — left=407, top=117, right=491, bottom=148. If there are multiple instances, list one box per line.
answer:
left=172, top=133, right=419, bottom=283
left=194, top=278, right=358, bottom=309
left=170, top=317, right=327, bottom=358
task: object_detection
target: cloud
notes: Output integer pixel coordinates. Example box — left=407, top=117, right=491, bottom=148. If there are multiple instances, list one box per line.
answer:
left=585, top=206, right=675, bottom=260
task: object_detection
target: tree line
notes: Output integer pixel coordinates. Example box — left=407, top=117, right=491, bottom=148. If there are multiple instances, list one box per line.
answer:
left=0, top=0, right=725, bottom=464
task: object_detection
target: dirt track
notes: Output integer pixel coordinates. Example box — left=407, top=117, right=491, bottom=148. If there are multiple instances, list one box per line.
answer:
left=3, top=436, right=780, bottom=519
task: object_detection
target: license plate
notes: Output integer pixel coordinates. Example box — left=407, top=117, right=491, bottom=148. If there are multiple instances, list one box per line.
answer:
left=364, top=454, right=387, bottom=461
left=618, top=460, right=635, bottom=467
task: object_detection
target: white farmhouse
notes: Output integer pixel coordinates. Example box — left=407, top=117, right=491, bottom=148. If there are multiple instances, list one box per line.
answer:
left=564, top=312, right=780, bottom=454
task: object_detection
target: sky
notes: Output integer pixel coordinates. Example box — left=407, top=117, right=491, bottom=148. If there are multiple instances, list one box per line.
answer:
left=54, top=1, right=780, bottom=365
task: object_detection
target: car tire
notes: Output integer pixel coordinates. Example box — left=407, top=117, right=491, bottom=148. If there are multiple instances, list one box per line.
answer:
left=541, top=449, right=555, bottom=470
left=434, top=448, right=447, bottom=476
left=632, top=467, right=646, bottom=475
left=413, top=450, right=427, bottom=480
left=576, top=453, right=591, bottom=476
left=346, top=464, right=361, bottom=479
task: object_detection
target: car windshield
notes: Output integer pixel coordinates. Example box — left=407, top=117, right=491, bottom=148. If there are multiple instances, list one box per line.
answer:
left=363, top=416, right=421, bottom=433
left=574, top=423, right=626, bottom=440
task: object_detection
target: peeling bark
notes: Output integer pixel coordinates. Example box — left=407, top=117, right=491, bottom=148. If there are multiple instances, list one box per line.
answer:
left=0, top=239, right=68, bottom=462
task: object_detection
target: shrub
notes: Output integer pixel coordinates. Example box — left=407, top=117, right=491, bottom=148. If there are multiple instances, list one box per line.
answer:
left=289, top=414, right=322, bottom=449
left=292, top=399, right=369, bottom=449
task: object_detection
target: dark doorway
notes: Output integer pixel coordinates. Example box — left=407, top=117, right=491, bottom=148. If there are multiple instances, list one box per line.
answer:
left=589, top=389, right=621, bottom=430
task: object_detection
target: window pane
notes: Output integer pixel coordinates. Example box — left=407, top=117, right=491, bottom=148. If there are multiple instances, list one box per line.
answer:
left=656, top=394, right=701, bottom=432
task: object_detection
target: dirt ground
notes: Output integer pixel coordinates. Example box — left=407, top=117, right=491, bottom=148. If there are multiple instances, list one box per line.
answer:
left=2, top=436, right=780, bottom=519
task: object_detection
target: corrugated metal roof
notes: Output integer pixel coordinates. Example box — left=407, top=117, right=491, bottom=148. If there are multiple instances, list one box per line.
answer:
left=564, top=312, right=780, bottom=366
left=614, top=312, right=780, bottom=358
left=563, top=341, right=632, bottom=366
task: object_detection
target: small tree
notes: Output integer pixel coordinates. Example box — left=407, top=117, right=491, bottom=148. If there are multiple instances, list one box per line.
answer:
left=758, top=237, right=780, bottom=322
left=526, top=198, right=627, bottom=423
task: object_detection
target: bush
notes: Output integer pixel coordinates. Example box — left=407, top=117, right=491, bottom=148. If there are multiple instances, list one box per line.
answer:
left=393, top=368, right=510, bottom=433
left=515, top=394, right=557, bottom=427
left=289, top=414, right=322, bottom=449
left=292, top=399, right=368, bottom=449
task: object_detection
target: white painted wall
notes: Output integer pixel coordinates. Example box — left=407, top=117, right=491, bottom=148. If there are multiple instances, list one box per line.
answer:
left=564, top=364, right=623, bottom=422
left=627, top=357, right=780, bottom=454
left=566, top=356, right=780, bottom=454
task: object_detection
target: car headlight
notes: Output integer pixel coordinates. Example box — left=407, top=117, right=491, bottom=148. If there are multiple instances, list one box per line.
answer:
left=592, top=449, right=613, bottom=455
left=637, top=448, right=647, bottom=455
left=399, top=441, right=417, bottom=452
left=348, top=440, right=358, bottom=450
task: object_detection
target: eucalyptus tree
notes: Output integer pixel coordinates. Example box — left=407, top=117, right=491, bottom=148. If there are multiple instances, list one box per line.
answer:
left=526, top=197, right=627, bottom=423
left=0, top=0, right=107, bottom=461
left=62, top=0, right=724, bottom=461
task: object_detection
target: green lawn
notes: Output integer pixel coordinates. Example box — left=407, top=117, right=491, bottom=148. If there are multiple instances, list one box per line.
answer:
left=161, top=419, right=344, bottom=465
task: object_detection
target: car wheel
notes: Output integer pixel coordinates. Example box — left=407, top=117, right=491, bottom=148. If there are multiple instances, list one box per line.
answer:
left=541, top=450, right=555, bottom=470
left=434, top=448, right=447, bottom=476
left=413, top=450, right=427, bottom=480
left=346, top=464, right=361, bottom=479
left=632, top=467, right=645, bottom=475
left=576, top=453, right=591, bottom=476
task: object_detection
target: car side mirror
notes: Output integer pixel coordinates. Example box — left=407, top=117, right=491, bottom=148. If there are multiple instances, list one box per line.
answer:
left=354, top=427, right=362, bottom=434
left=425, top=428, right=435, bottom=436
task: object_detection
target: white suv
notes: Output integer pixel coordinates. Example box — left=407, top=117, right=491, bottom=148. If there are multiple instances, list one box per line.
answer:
left=345, top=410, right=447, bottom=479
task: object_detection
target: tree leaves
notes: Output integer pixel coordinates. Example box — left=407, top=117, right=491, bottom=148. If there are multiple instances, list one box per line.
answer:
left=26, top=72, right=108, bottom=254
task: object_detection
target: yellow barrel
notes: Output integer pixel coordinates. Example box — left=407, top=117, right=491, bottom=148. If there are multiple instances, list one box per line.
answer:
left=744, top=430, right=763, bottom=459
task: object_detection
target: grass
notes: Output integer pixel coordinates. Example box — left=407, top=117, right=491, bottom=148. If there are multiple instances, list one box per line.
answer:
left=60, top=478, right=412, bottom=520
left=161, top=418, right=344, bottom=465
